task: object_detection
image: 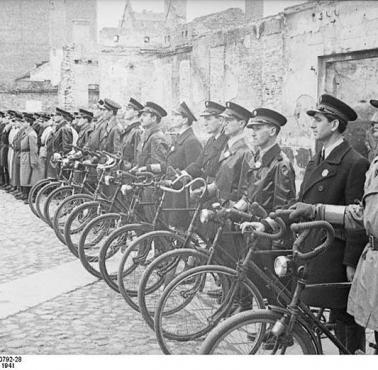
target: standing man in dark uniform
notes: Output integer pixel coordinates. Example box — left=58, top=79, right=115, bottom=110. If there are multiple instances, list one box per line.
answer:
left=297, top=94, right=369, bottom=353
left=97, top=98, right=122, bottom=154
left=184, top=101, right=227, bottom=184
left=205, top=101, right=251, bottom=203
left=164, top=101, right=202, bottom=228
left=118, top=98, right=143, bottom=170
left=53, top=109, right=74, bottom=155
left=134, top=101, right=170, bottom=222
left=76, top=108, right=95, bottom=149
left=135, top=101, right=170, bottom=172
left=234, top=108, right=296, bottom=301
left=235, top=108, right=296, bottom=213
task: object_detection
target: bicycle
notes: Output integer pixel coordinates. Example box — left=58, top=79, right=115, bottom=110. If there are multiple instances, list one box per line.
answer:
left=77, top=170, right=156, bottom=279
left=151, top=209, right=294, bottom=354
left=136, top=200, right=268, bottom=331
left=51, top=151, right=117, bottom=246
left=198, top=220, right=360, bottom=354
left=98, top=173, right=193, bottom=295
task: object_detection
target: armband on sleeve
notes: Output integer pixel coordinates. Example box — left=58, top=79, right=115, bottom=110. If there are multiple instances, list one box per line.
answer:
left=316, top=204, right=346, bottom=225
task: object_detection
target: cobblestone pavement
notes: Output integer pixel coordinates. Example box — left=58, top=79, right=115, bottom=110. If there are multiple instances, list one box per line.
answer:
left=0, top=189, right=374, bottom=355
left=0, top=190, right=75, bottom=285
left=0, top=189, right=197, bottom=355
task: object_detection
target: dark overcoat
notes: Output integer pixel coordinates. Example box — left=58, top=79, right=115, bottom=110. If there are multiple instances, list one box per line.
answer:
left=136, top=126, right=170, bottom=223
left=215, top=136, right=250, bottom=202
left=298, top=140, right=370, bottom=308
left=185, top=132, right=228, bottom=181
left=239, top=143, right=296, bottom=213
left=119, top=121, right=142, bottom=169
left=164, top=127, right=203, bottom=228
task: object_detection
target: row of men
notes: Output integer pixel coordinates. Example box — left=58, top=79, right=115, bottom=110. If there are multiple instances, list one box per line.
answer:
left=0, top=94, right=374, bottom=353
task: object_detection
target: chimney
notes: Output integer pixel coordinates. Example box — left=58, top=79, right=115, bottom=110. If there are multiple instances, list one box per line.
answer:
left=245, top=0, right=264, bottom=22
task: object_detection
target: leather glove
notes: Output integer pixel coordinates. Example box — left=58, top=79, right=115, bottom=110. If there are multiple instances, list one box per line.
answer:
left=289, top=202, right=317, bottom=221
left=190, top=187, right=208, bottom=201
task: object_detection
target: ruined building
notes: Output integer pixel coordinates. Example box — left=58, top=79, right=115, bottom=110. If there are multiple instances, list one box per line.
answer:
left=0, top=0, right=98, bottom=111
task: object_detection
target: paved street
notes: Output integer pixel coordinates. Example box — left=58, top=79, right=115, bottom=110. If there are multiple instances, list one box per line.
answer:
left=0, top=189, right=166, bottom=355
left=0, top=189, right=373, bottom=355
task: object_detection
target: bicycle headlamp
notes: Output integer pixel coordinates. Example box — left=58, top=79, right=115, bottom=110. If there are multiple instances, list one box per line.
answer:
left=274, top=256, right=291, bottom=277
left=200, top=209, right=214, bottom=224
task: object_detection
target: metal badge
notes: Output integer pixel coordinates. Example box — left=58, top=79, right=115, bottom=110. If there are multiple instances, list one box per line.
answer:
left=322, top=169, right=329, bottom=177
left=170, top=145, right=175, bottom=152
left=255, top=161, right=262, bottom=169
left=224, top=150, right=230, bottom=159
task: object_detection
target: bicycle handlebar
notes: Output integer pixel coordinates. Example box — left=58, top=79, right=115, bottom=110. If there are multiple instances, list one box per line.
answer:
left=290, top=221, right=335, bottom=262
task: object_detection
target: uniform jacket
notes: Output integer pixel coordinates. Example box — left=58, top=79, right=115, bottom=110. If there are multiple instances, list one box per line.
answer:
left=53, top=123, right=73, bottom=154
left=164, top=127, right=202, bottom=228
left=215, top=136, right=250, bottom=202
left=136, top=125, right=169, bottom=167
left=298, top=139, right=370, bottom=308
left=238, top=143, right=296, bottom=213
left=166, top=127, right=202, bottom=172
left=119, top=120, right=142, bottom=169
left=98, top=116, right=119, bottom=152
left=77, top=121, right=95, bottom=149
left=185, top=132, right=228, bottom=181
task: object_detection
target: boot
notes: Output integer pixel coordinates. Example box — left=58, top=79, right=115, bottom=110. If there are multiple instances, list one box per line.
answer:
left=335, top=320, right=366, bottom=354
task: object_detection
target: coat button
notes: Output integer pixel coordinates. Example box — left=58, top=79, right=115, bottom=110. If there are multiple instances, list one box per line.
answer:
left=318, top=185, right=324, bottom=192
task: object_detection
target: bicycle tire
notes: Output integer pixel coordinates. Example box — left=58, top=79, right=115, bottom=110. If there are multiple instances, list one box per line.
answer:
left=28, top=178, right=55, bottom=218
left=35, top=181, right=61, bottom=222
left=52, top=193, right=93, bottom=245
left=64, top=200, right=110, bottom=257
left=199, top=309, right=317, bottom=354
left=138, top=247, right=211, bottom=331
left=78, top=213, right=125, bottom=278
left=43, top=185, right=74, bottom=227
left=154, top=264, right=265, bottom=354
left=99, top=222, right=154, bottom=293
left=117, top=229, right=191, bottom=313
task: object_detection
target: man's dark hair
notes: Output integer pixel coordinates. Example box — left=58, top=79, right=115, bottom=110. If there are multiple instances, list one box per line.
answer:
left=324, top=113, right=347, bottom=134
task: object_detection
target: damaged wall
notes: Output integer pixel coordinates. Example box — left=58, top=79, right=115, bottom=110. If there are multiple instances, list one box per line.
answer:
left=99, top=1, right=378, bottom=175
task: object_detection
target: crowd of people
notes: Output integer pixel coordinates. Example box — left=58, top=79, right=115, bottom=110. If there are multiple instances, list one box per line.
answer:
left=0, top=94, right=377, bottom=354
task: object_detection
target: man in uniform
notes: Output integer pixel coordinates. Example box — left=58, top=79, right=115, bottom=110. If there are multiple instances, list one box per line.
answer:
left=233, top=108, right=296, bottom=300
left=184, top=101, right=228, bottom=184
left=118, top=98, right=143, bottom=170
left=53, top=108, right=75, bottom=155
left=94, top=98, right=122, bottom=154
left=205, top=101, right=251, bottom=203
left=135, top=101, right=170, bottom=172
left=76, top=108, right=95, bottom=149
left=366, top=99, right=378, bottom=162
left=293, top=94, right=369, bottom=353
left=164, top=101, right=203, bottom=228
left=234, top=108, right=296, bottom=214
left=11, top=113, right=28, bottom=199
left=19, top=113, right=39, bottom=202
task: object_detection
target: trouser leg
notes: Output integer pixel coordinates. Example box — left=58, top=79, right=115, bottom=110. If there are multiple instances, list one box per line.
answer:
left=333, top=308, right=365, bottom=354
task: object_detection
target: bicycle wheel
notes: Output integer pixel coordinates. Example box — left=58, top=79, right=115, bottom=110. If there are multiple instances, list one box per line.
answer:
left=154, top=265, right=265, bottom=354
left=138, top=246, right=211, bottom=331
left=64, top=200, right=110, bottom=257
left=78, top=213, right=127, bottom=278
left=117, top=229, right=192, bottom=313
left=199, top=309, right=317, bottom=354
left=28, top=178, right=55, bottom=218
left=43, top=185, right=74, bottom=227
left=98, top=222, right=154, bottom=293
left=52, top=193, right=93, bottom=245
left=35, top=181, right=61, bottom=222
